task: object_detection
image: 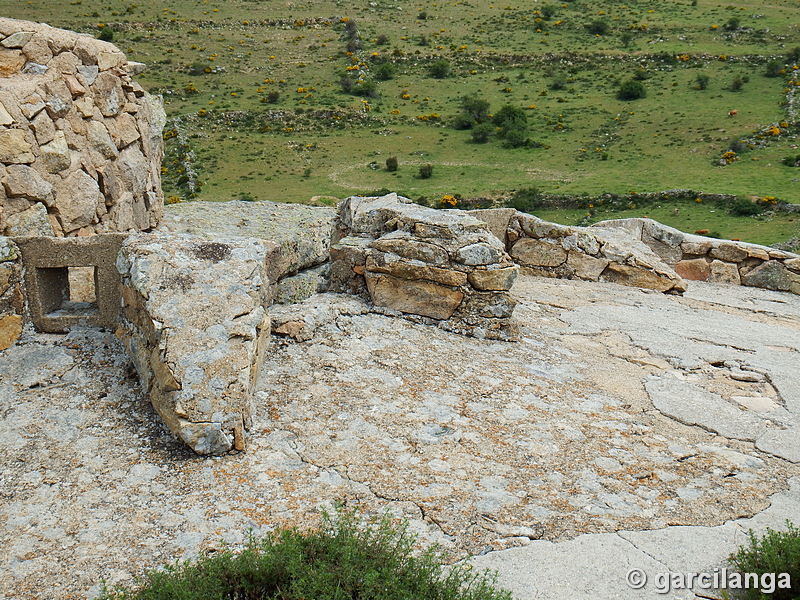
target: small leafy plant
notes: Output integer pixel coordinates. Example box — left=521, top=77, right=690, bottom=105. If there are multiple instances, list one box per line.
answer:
left=728, top=521, right=799, bottom=600
left=100, top=508, right=511, bottom=600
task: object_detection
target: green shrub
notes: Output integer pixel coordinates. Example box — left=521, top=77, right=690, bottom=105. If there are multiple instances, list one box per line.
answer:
left=453, top=114, right=477, bottom=130
left=97, top=26, right=114, bottom=42
left=100, top=509, right=512, bottom=600
left=586, top=20, right=609, bottom=35
left=471, top=123, right=493, bottom=143
left=765, top=60, right=784, bottom=77
left=617, top=79, right=646, bottom=100
left=725, top=17, right=741, bottom=31
left=730, top=77, right=746, bottom=92
left=503, top=128, right=529, bottom=148
left=386, top=156, right=399, bottom=171
left=506, top=188, right=546, bottom=213
left=788, top=47, right=800, bottom=63
left=460, top=95, right=491, bottom=123
left=781, top=154, right=800, bottom=167
left=429, top=59, right=451, bottom=79
left=729, top=197, right=764, bottom=216
left=492, top=105, right=528, bottom=130
left=374, top=62, right=396, bottom=81
left=728, top=522, right=799, bottom=600
left=419, top=164, right=434, bottom=178
left=541, top=4, right=557, bottom=20
left=696, top=73, right=710, bottom=90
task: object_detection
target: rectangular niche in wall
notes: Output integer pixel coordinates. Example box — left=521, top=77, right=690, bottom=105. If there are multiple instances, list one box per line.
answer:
left=13, top=235, right=126, bottom=333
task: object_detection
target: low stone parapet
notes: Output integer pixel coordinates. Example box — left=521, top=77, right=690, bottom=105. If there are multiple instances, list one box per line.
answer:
left=331, top=193, right=519, bottom=339
left=593, top=218, right=800, bottom=294
left=116, top=234, right=271, bottom=455
left=495, top=212, right=686, bottom=294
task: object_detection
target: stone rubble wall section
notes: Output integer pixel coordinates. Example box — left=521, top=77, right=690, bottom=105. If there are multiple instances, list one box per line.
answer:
left=0, top=236, right=22, bottom=351
left=116, top=234, right=271, bottom=456
left=0, top=18, right=164, bottom=238
left=330, top=193, right=519, bottom=339
left=501, top=211, right=687, bottom=294
left=593, top=218, right=800, bottom=294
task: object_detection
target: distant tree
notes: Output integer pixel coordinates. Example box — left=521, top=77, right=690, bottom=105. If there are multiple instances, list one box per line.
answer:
left=419, top=164, right=433, bottom=178
left=724, top=17, right=740, bottom=31
left=385, top=156, right=398, bottom=172
left=503, top=128, right=529, bottom=148
left=729, top=76, right=745, bottom=92
left=541, top=5, right=557, bottom=20
left=617, top=79, right=646, bottom=100
left=788, top=47, right=800, bottom=63
left=492, top=104, right=528, bottom=130
left=695, top=73, right=710, bottom=90
left=376, top=34, right=389, bottom=45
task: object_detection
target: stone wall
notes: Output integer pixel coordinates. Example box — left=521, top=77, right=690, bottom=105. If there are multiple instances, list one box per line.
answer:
left=0, top=18, right=164, bottom=238
left=330, top=193, right=520, bottom=339
left=0, top=236, right=22, bottom=351
left=594, top=218, right=800, bottom=294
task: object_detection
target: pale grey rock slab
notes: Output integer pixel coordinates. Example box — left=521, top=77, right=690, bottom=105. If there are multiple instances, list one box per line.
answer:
left=469, top=533, right=694, bottom=600
left=0, top=344, right=73, bottom=388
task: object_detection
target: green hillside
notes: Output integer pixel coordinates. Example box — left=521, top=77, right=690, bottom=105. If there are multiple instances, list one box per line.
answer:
left=2, top=0, right=799, bottom=244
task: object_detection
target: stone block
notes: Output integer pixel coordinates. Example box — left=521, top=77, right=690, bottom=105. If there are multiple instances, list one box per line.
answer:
left=708, top=260, right=741, bottom=285
left=510, top=238, right=567, bottom=267
left=366, top=272, right=464, bottom=320
left=0, top=313, right=21, bottom=351
left=601, top=263, right=677, bottom=292
left=675, top=258, right=711, bottom=281
left=371, top=232, right=449, bottom=265
left=741, top=261, right=792, bottom=292
left=0, top=129, right=33, bottom=164
left=468, top=265, right=519, bottom=291
left=566, top=252, right=608, bottom=281
left=117, top=234, right=271, bottom=455
left=710, top=243, right=749, bottom=263
left=366, top=252, right=468, bottom=287
left=4, top=202, right=53, bottom=236
left=468, top=207, right=517, bottom=247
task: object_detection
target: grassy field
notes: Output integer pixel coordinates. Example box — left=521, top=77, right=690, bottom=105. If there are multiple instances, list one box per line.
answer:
left=3, top=0, right=799, bottom=244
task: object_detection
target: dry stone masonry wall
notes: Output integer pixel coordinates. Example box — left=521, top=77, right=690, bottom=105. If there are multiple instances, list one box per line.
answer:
left=594, top=218, right=800, bottom=294
left=0, top=18, right=164, bottom=238
left=330, top=193, right=520, bottom=339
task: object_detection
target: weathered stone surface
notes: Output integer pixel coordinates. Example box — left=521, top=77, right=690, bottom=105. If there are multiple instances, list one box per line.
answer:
left=366, top=252, right=468, bottom=287
left=54, top=169, right=101, bottom=232
left=510, top=238, right=567, bottom=267
left=3, top=164, right=54, bottom=204
left=459, top=290, right=516, bottom=318
left=4, top=202, right=52, bottom=236
left=371, top=233, right=449, bottom=265
left=455, top=241, right=504, bottom=266
left=675, top=258, right=711, bottom=281
left=710, top=243, right=749, bottom=263
left=366, top=272, right=464, bottom=320
left=0, top=129, right=33, bottom=163
left=601, top=263, right=676, bottom=292
left=468, top=265, right=519, bottom=291
left=566, top=252, right=608, bottom=280
left=85, top=120, right=118, bottom=159
left=158, top=201, right=335, bottom=282
left=708, top=260, right=741, bottom=285
left=106, top=112, right=140, bottom=149
left=741, top=261, right=792, bottom=291
left=274, top=263, right=329, bottom=305
left=0, top=48, right=25, bottom=76
left=96, top=50, right=125, bottom=71
left=117, top=234, right=271, bottom=455
left=1, top=31, right=34, bottom=48
left=92, top=71, right=124, bottom=117
left=39, top=130, right=71, bottom=173
left=0, top=312, right=22, bottom=351
left=30, top=110, right=56, bottom=145
left=43, top=79, right=72, bottom=119
left=785, top=258, right=800, bottom=273
left=468, top=207, right=516, bottom=246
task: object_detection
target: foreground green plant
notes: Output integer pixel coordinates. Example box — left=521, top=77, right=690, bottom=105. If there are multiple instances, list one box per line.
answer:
left=100, top=509, right=511, bottom=600
left=728, top=521, right=799, bottom=600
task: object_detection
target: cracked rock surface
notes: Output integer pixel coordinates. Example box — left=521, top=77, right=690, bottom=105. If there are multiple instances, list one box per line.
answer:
left=0, top=275, right=798, bottom=598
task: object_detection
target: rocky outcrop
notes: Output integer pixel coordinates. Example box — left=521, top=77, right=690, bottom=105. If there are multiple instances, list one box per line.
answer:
left=116, top=234, right=271, bottom=455
left=331, top=193, right=519, bottom=339
left=0, top=236, right=22, bottom=350
left=0, top=18, right=164, bottom=237
left=594, top=218, right=800, bottom=295
left=496, top=212, right=687, bottom=294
